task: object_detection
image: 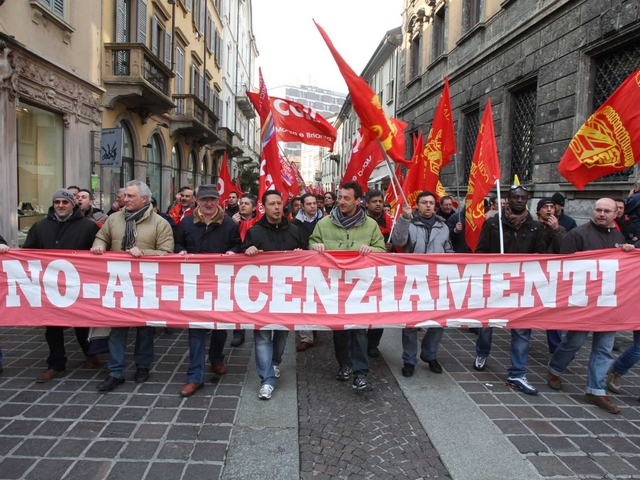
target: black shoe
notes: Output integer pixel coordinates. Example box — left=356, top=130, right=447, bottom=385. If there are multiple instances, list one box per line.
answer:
left=164, top=328, right=174, bottom=335
left=352, top=374, right=373, bottom=391
left=422, top=356, right=442, bottom=374
left=401, top=364, right=415, bottom=377
left=368, top=346, right=380, bottom=358
left=97, top=376, right=125, bottom=392
left=336, top=364, right=353, bottom=381
left=135, top=368, right=150, bottom=383
left=230, top=336, right=245, bottom=347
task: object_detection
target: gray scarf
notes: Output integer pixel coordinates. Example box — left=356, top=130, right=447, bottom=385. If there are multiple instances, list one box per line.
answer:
left=121, top=205, right=150, bottom=251
left=334, top=206, right=365, bottom=230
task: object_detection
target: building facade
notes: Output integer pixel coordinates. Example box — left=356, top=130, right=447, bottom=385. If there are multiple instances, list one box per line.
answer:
left=398, top=0, right=640, bottom=220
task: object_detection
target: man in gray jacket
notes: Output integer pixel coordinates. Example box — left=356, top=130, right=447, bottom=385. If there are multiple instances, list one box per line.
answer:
left=392, top=191, right=453, bottom=377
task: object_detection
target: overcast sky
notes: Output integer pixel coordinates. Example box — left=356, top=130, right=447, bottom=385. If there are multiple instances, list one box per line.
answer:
left=252, top=0, right=403, bottom=94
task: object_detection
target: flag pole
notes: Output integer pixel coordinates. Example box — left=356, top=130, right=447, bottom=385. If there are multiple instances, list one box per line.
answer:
left=495, top=179, right=504, bottom=254
left=453, top=153, right=461, bottom=205
left=375, top=138, right=409, bottom=206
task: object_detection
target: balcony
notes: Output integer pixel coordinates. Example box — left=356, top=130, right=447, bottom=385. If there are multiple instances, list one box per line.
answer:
left=103, top=43, right=175, bottom=117
left=215, top=126, right=242, bottom=157
left=236, top=83, right=256, bottom=119
left=168, top=94, right=219, bottom=145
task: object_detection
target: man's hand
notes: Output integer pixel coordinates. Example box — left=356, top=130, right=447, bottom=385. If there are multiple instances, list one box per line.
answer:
left=90, top=245, right=105, bottom=255
left=178, top=250, right=188, bottom=255
left=455, top=222, right=462, bottom=233
left=359, top=245, right=372, bottom=256
left=111, top=201, right=120, bottom=211
left=546, top=215, right=559, bottom=230
left=225, top=251, right=235, bottom=255
left=231, top=213, right=241, bottom=225
left=245, top=246, right=260, bottom=257
left=385, top=242, right=394, bottom=252
left=313, top=243, right=325, bottom=253
left=402, top=202, right=412, bottom=219
left=621, top=243, right=635, bottom=252
left=127, top=247, right=144, bottom=257
left=0, top=244, right=9, bottom=253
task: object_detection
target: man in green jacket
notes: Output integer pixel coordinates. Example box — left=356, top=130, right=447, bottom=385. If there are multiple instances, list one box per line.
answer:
left=309, top=181, right=386, bottom=391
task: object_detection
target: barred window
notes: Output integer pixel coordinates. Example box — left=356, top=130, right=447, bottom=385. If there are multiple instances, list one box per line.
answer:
left=510, top=84, right=537, bottom=184
left=463, top=108, right=480, bottom=184
left=593, top=41, right=640, bottom=182
left=410, top=34, right=421, bottom=79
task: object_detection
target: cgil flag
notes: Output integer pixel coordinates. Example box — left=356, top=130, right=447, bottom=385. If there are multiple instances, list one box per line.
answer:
left=314, top=20, right=410, bottom=166
left=465, top=99, right=501, bottom=252
left=558, top=67, right=640, bottom=190
left=217, top=152, right=243, bottom=208
left=341, top=129, right=385, bottom=192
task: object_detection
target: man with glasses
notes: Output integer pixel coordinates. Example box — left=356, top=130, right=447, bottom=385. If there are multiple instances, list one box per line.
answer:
left=324, top=192, right=337, bottom=214
left=473, top=185, right=546, bottom=395
left=547, top=198, right=635, bottom=414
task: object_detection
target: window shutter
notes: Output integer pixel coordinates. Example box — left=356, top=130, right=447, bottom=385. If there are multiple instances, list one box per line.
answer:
left=199, top=74, right=204, bottom=101
left=151, top=15, right=158, bottom=55
left=53, top=0, right=65, bottom=18
left=205, top=11, right=210, bottom=50
left=185, top=0, right=191, bottom=12
left=210, top=20, right=215, bottom=53
left=199, top=0, right=205, bottom=34
left=116, top=0, right=127, bottom=43
left=164, top=32, right=171, bottom=67
left=137, top=0, right=147, bottom=45
left=191, top=65, right=196, bottom=94
left=176, top=47, right=184, bottom=93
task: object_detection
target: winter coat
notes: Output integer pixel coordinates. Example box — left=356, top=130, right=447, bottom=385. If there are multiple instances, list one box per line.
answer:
left=23, top=207, right=99, bottom=250
left=308, top=208, right=386, bottom=252
left=556, top=211, right=578, bottom=232
left=391, top=212, right=453, bottom=254
left=93, top=206, right=174, bottom=254
left=241, top=215, right=307, bottom=252
left=167, top=204, right=194, bottom=227
left=291, top=209, right=324, bottom=242
left=475, top=211, right=547, bottom=254
left=447, top=209, right=472, bottom=253
left=0, top=235, right=6, bottom=246
left=85, top=207, right=108, bottom=223
left=560, top=220, right=627, bottom=254
left=175, top=207, right=240, bottom=254
left=539, top=222, right=566, bottom=254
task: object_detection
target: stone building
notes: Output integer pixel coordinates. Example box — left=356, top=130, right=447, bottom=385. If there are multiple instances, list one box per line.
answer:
left=398, top=0, right=640, bottom=220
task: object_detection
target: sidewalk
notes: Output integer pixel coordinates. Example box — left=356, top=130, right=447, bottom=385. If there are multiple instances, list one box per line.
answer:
left=1, top=326, right=640, bottom=479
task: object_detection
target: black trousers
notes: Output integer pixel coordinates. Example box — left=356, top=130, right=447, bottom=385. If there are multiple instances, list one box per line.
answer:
left=45, top=326, right=89, bottom=371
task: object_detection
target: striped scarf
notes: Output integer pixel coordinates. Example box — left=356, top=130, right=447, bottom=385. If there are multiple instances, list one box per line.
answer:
left=121, top=205, right=150, bottom=251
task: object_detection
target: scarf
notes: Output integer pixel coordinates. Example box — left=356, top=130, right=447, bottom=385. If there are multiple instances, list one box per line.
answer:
left=121, top=204, right=150, bottom=251
left=335, top=206, right=365, bottom=230
left=503, top=204, right=529, bottom=231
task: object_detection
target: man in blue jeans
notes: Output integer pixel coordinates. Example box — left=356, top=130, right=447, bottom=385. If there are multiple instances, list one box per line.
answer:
left=472, top=186, right=546, bottom=395
left=547, top=198, right=635, bottom=413
left=174, top=184, right=241, bottom=397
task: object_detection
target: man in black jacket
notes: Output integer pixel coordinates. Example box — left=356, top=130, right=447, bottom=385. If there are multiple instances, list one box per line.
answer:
left=175, top=185, right=241, bottom=397
left=242, top=190, right=307, bottom=400
left=22, top=189, right=100, bottom=382
left=473, top=186, right=546, bottom=396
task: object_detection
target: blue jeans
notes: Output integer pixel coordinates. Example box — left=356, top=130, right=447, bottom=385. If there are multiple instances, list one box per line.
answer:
left=402, top=328, right=444, bottom=365
left=333, top=330, right=369, bottom=376
left=107, top=327, right=154, bottom=379
left=367, top=329, right=384, bottom=347
left=507, top=329, right=531, bottom=378
left=614, top=331, right=640, bottom=375
left=475, top=327, right=493, bottom=357
left=549, top=331, right=615, bottom=396
left=254, top=330, right=288, bottom=387
left=0, top=346, right=3, bottom=365
left=546, top=330, right=563, bottom=354
left=186, top=328, right=228, bottom=384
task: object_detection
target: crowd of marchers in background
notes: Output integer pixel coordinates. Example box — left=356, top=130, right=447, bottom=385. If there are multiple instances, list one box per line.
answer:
left=2, top=179, right=640, bottom=410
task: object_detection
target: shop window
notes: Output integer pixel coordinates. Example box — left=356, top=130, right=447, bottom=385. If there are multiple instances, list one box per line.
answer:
left=187, top=149, right=197, bottom=188
left=146, top=134, right=163, bottom=209
left=108, top=122, right=134, bottom=206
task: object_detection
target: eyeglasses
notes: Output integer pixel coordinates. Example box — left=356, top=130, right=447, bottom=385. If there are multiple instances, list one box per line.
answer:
left=594, top=208, right=614, bottom=214
left=53, top=200, right=71, bottom=205
left=510, top=185, right=528, bottom=191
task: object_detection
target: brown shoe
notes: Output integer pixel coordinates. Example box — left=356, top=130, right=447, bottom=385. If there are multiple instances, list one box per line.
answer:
left=606, top=366, right=623, bottom=394
left=547, top=372, right=562, bottom=390
left=212, top=363, right=227, bottom=375
left=180, top=382, right=204, bottom=397
left=297, top=342, right=313, bottom=352
left=36, top=369, right=65, bottom=383
left=585, top=394, right=620, bottom=414
left=85, top=355, right=99, bottom=369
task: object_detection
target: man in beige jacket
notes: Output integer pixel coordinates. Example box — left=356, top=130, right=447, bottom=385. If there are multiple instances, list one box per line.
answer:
left=91, top=180, right=174, bottom=392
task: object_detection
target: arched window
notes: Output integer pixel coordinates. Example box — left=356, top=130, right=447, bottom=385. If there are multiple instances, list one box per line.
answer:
left=171, top=144, right=181, bottom=204
left=109, top=122, right=135, bottom=206
left=202, top=151, right=210, bottom=184
left=187, top=149, right=197, bottom=188
left=146, top=134, right=163, bottom=208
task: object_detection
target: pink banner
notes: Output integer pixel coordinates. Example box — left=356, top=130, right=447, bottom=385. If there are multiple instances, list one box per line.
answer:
left=0, top=250, right=638, bottom=331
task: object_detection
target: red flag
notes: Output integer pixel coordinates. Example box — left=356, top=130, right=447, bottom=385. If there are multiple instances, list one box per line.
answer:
left=279, top=156, right=300, bottom=198
left=248, top=69, right=285, bottom=215
left=434, top=181, right=458, bottom=208
left=558, top=67, right=640, bottom=190
left=235, top=176, right=242, bottom=192
left=341, top=129, right=385, bottom=192
left=247, top=93, right=337, bottom=151
left=385, top=163, right=404, bottom=217
left=217, top=152, right=243, bottom=207
left=289, top=160, right=307, bottom=193
left=465, top=99, right=501, bottom=252
left=314, top=21, right=410, bottom=166
left=401, top=132, right=426, bottom=209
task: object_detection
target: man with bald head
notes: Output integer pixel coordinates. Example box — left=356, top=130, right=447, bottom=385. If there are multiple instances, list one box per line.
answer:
left=547, top=198, right=635, bottom=414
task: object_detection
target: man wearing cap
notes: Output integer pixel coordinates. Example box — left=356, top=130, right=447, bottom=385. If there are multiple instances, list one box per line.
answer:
left=551, top=193, right=577, bottom=232
left=91, top=180, right=174, bottom=392
left=17, top=189, right=100, bottom=382
left=175, top=184, right=241, bottom=397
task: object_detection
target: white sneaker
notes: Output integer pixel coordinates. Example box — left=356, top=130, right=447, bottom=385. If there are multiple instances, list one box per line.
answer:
left=273, top=366, right=281, bottom=378
left=258, top=384, right=274, bottom=400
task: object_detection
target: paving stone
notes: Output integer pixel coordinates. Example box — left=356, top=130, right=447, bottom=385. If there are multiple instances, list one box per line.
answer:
left=25, top=459, right=74, bottom=480
left=592, top=455, right=639, bottom=476
left=0, top=457, right=36, bottom=479
left=84, top=440, right=126, bottom=458
left=157, top=441, right=193, bottom=460
left=493, top=419, right=531, bottom=435
left=527, top=454, right=574, bottom=477
left=100, top=422, right=137, bottom=439
left=599, top=436, right=640, bottom=453
left=105, top=461, right=148, bottom=480
left=63, top=460, right=112, bottom=480
left=166, top=424, right=200, bottom=441
left=134, top=423, right=167, bottom=439
left=114, top=408, right=148, bottom=422
left=551, top=420, right=589, bottom=435
left=176, top=409, right=207, bottom=424
left=509, top=435, right=549, bottom=453
left=183, top=464, right=222, bottom=478
left=145, top=462, right=186, bottom=480
left=0, top=436, right=21, bottom=456
left=541, top=436, right=580, bottom=452
left=66, top=421, right=106, bottom=438
left=568, top=436, right=612, bottom=453
left=83, top=406, right=118, bottom=421
left=13, top=438, right=57, bottom=457
left=198, top=425, right=232, bottom=441
left=48, top=439, right=89, bottom=458
left=22, top=404, right=58, bottom=419
left=55, top=405, right=89, bottom=419
left=119, top=441, right=160, bottom=460
left=2, top=419, right=42, bottom=436
left=559, top=455, right=606, bottom=476
left=205, top=409, right=236, bottom=424
left=191, top=441, right=227, bottom=461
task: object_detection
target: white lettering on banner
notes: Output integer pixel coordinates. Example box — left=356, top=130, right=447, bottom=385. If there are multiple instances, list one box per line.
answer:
left=214, top=265, right=234, bottom=311
left=43, top=260, right=80, bottom=308
left=140, top=262, right=159, bottom=309
left=270, top=265, right=302, bottom=313
left=521, top=261, right=561, bottom=308
left=302, top=267, right=341, bottom=314
left=487, top=262, right=521, bottom=308
left=103, top=261, right=138, bottom=309
left=597, top=260, right=618, bottom=307
left=273, top=99, right=318, bottom=120
left=234, top=265, right=268, bottom=313
left=436, top=264, right=486, bottom=310
left=378, top=266, right=399, bottom=312
left=2, top=260, right=43, bottom=307
left=180, top=263, right=212, bottom=311
left=563, top=260, right=598, bottom=307
left=399, top=265, right=434, bottom=311
left=344, top=267, right=377, bottom=314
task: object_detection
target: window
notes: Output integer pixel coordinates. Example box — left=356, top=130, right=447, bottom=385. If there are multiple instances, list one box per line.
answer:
left=146, top=134, right=163, bottom=208
left=410, top=34, right=421, bottom=79
left=38, top=0, right=65, bottom=19
left=187, top=149, right=197, bottom=188
left=171, top=144, right=181, bottom=201
left=434, top=7, right=446, bottom=59
left=108, top=122, right=135, bottom=207
left=593, top=42, right=640, bottom=182
left=510, top=83, right=538, bottom=184
left=462, top=108, right=480, bottom=184
left=175, top=47, right=185, bottom=114
left=464, top=0, right=482, bottom=32
left=115, top=0, right=147, bottom=45
left=386, top=80, right=395, bottom=104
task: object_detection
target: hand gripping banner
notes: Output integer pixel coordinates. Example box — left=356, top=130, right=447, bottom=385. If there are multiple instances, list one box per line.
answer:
left=0, top=249, right=638, bottom=331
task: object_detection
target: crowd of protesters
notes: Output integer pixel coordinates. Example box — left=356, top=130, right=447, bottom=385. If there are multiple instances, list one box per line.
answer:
left=1, top=179, right=640, bottom=413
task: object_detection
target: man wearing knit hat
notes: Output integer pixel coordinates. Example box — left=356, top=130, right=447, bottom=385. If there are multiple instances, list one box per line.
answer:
left=551, top=193, right=577, bottom=232
left=10, top=189, right=101, bottom=382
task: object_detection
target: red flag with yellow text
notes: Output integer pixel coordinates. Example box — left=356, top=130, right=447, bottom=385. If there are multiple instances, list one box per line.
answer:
left=314, top=21, right=410, bottom=166
left=401, top=132, right=426, bottom=208
left=341, top=129, right=385, bottom=192
left=465, top=99, right=501, bottom=252
left=558, top=67, right=640, bottom=190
